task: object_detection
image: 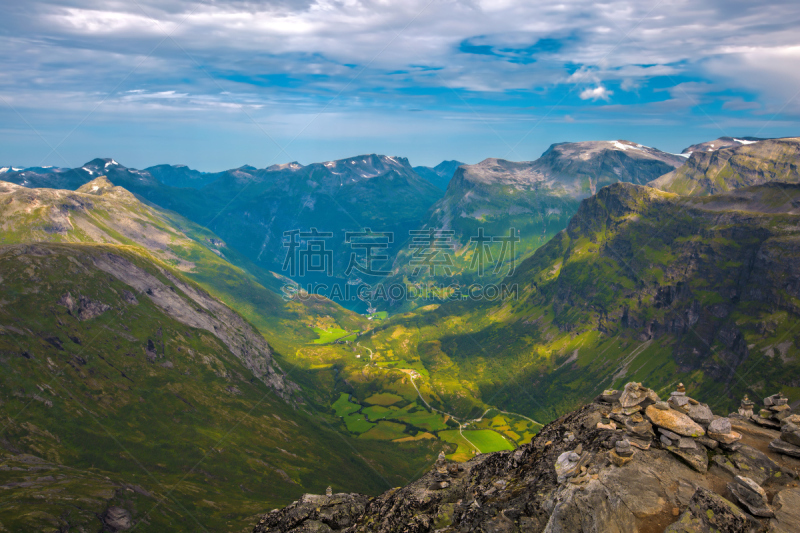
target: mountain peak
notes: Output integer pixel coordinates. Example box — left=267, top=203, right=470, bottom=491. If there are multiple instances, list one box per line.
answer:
left=681, top=136, right=768, bottom=154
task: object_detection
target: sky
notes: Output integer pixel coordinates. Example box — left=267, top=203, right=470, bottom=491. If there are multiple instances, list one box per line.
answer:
left=1, top=0, right=799, bottom=170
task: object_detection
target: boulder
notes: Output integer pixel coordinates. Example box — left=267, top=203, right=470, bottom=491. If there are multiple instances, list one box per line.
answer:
left=770, top=439, right=800, bottom=458
left=253, top=492, right=370, bottom=533
left=555, top=451, right=581, bottom=482
left=619, top=382, right=659, bottom=408
left=659, top=428, right=681, bottom=440
left=708, top=429, right=742, bottom=445
left=780, top=422, right=800, bottom=447
left=645, top=405, right=705, bottom=437
left=711, top=445, right=794, bottom=485
left=667, top=444, right=709, bottom=473
left=686, top=403, right=714, bottom=425
left=769, top=488, right=800, bottom=533
left=708, top=418, right=731, bottom=434
left=103, top=506, right=132, bottom=531
left=727, top=476, right=774, bottom=518
left=665, top=487, right=749, bottom=533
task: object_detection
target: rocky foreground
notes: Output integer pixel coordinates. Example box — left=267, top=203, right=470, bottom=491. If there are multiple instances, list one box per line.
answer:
left=253, top=383, right=800, bottom=532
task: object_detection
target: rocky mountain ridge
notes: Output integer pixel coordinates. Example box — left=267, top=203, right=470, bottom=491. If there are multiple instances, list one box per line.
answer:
left=649, top=137, right=800, bottom=195
left=253, top=382, right=800, bottom=532
left=380, top=140, right=687, bottom=309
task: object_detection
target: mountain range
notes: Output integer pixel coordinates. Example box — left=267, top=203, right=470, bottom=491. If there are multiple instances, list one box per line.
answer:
left=3, top=135, right=800, bottom=531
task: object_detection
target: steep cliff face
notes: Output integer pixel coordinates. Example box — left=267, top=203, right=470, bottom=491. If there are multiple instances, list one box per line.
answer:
left=253, top=383, right=800, bottom=532
left=649, top=138, right=800, bottom=195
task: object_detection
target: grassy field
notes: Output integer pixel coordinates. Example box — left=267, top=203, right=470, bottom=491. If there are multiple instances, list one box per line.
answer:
left=311, top=327, right=350, bottom=344
left=333, top=393, right=361, bottom=417
left=466, top=430, right=515, bottom=453
left=364, top=392, right=404, bottom=406
left=359, top=421, right=409, bottom=440
left=438, top=430, right=478, bottom=461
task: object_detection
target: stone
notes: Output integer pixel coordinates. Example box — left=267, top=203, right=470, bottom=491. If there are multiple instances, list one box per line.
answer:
left=686, top=403, right=714, bottom=425
left=667, top=444, right=709, bottom=473
left=660, top=435, right=674, bottom=447
left=619, top=382, right=659, bottom=408
left=103, top=506, right=132, bottom=531
left=678, top=437, right=697, bottom=449
left=771, top=404, right=791, bottom=413
left=659, top=428, right=681, bottom=440
left=596, top=421, right=617, bottom=430
left=645, top=405, right=706, bottom=437
left=780, top=422, right=800, bottom=447
left=615, top=439, right=634, bottom=457
left=781, top=414, right=800, bottom=426
left=670, top=395, right=690, bottom=410
left=624, top=418, right=654, bottom=438
left=770, top=439, right=800, bottom=458
left=599, top=389, right=622, bottom=403
left=752, top=414, right=782, bottom=429
left=727, top=475, right=774, bottom=517
left=696, top=436, right=719, bottom=450
left=761, top=408, right=775, bottom=418
left=622, top=405, right=642, bottom=416
left=711, top=445, right=793, bottom=485
left=655, top=401, right=670, bottom=410
left=719, top=441, right=743, bottom=453
left=326, top=486, right=332, bottom=496
left=769, top=488, right=800, bottom=533
left=664, top=487, right=749, bottom=533
left=765, top=396, right=775, bottom=407
left=555, top=451, right=581, bottom=482
left=428, top=481, right=449, bottom=490
left=708, top=417, right=732, bottom=434
left=609, top=449, right=633, bottom=466
left=677, top=383, right=686, bottom=393
left=708, top=429, right=742, bottom=445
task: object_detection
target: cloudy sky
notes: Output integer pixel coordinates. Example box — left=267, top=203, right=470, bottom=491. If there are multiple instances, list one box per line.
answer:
left=1, top=0, right=799, bottom=170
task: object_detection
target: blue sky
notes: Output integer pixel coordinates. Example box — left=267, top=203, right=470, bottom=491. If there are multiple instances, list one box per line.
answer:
left=1, top=0, right=799, bottom=170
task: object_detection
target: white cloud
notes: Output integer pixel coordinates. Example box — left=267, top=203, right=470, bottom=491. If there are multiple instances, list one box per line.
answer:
left=580, top=86, right=613, bottom=102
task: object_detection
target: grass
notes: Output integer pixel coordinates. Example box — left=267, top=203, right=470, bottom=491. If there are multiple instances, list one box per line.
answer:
left=359, top=421, right=409, bottom=440
left=465, top=430, right=515, bottom=453
left=333, top=393, right=361, bottom=417
left=364, top=392, right=404, bottom=406
left=437, top=430, right=478, bottom=461
left=311, top=327, right=350, bottom=344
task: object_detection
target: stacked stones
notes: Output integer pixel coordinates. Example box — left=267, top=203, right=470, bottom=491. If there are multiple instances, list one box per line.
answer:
left=752, top=392, right=791, bottom=430
left=610, top=439, right=634, bottom=466
left=598, top=382, right=658, bottom=450
left=428, top=450, right=463, bottom=490
left=706, top=417, right=743, bottom=452
left=769, top=413, right=800, bottom=458
left=737, top=395, right=754, bottom=417
left=596, top=382, right=660, bottom=469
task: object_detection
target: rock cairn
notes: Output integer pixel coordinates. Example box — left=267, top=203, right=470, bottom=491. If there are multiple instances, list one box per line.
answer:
left=737, top=394, right=754, bottom=417
left=428, top=450, right=464, bottom=490
left=596, top=381, right=744, bottom=474
left=769, top=413, right=800, bottom=458
left=748, top=392, right=790, bottom=429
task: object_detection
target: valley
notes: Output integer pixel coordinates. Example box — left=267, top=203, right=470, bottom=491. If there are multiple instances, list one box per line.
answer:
left=2, top=136, right=800, bottom=532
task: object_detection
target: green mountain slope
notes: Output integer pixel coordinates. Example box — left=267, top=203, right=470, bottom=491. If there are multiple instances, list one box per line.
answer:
left=650, top=137, right=800, bottom=195
left=359, top=180, right=800, bottom=424
left=0, top=243, right=440, bottom=532
left=0, top=177, right=365, bottom=355
left=1, top=156, right=443, bottom=296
